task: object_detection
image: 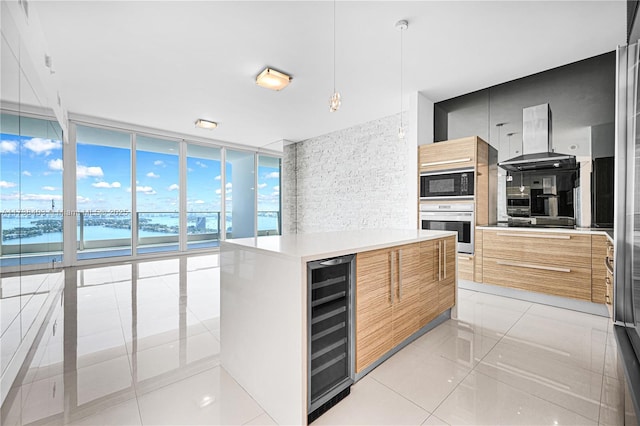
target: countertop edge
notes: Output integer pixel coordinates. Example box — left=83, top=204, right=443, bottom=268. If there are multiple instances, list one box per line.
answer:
left=220, top=230, right=457, bottom=262
left=477, top=225, right=613, bottom=237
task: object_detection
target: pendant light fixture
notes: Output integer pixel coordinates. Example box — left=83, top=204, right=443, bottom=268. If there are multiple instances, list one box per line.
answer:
left=396, top=20, right=408, bottom=140
left=329, top=0, right=341, bottom=112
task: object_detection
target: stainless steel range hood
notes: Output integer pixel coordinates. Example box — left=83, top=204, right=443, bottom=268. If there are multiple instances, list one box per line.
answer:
left=498, top=104, right=577, bottom=172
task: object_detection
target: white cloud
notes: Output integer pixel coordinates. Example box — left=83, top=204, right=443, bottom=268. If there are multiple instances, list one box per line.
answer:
left=194, top=200, right=205, bottom=204
left=146, top=172, right=160, bottom=178
left=225, top=182, right=232, bottom=189
left=214, top=175, right=221, bottom=180
left=42, top=186, right=56, bottom=191
left=77, top=164, right=104, bottom=178
left=0, top=140, right=18, bottom=154
left=258, top=183, right=268, bottom=189
left=92, top=181, right=121, bottom=189
left=215, top=189, right=222, bottom=195
left=265, top=171, right=280, bottom=179
left=24, top=138, right=61, bottom=156
left=187, top=167, right=194, bottom=172
left=154, top=160, right=165, bottom=166
left=196, top=161, right=207, bottom=168
left=167, top=184, right=179, bottom=191
left=136, top=185, right=156, bottom=195
left=21, top=193, right=63, bottom=201
left=48, top=158, right=63, bottom=171
left=273, top=186, right=280, bottom=192
left=22, top=170, right=32, bottom=176
left=76, top=195, right=91, bottom=204
left=0, top=180, right=17, bottom=188
left=1, top=192, right=20, bottom=200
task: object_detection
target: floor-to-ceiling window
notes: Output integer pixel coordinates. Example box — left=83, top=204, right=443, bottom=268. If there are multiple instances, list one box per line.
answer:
left=0, top=113, right=64, bottom=267
left=257, top=155, right=281, bottom=236
left=186, top=144, right=222, bottom=249
left=76, top=125, right=132, bottom=260
left=225, top=150, right=256, bottom=239
left=135, top=135, right=180, bottom=254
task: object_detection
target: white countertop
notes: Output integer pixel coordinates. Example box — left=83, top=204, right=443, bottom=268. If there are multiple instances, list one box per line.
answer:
left=221, top=229, right=457, bottom=262
left=477, top=225, right=613, bottom=238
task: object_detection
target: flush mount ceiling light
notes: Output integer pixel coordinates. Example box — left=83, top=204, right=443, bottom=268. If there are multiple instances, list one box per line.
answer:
left=195, top=119, right=218, bottom=130
left=256, top=67, right=291, bottom=91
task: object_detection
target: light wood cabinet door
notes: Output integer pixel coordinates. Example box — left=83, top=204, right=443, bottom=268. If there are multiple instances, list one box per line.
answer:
left=419, top=137, right=476, bottom=172
left=420, top=241, right=438, bottom=327
left=355, top=248, right=394, bottom=373
left=457, top=254, right=474, bottom=281
left=483, top=230, right=591, bottom=268
left=392, top=243, right=422, bottom=346
left=591, top=235, right=608, bottom=304
left=438, top=236, right=456, bottom=312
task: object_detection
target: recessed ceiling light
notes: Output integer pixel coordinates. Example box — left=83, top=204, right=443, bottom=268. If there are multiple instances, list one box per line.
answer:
left=256, top=67, right=291, bottom=91
left=195, top=119, right=218, bottom=130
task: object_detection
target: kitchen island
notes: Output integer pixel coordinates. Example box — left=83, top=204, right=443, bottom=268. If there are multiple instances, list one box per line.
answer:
left=220, top=229, right=457, bottom=425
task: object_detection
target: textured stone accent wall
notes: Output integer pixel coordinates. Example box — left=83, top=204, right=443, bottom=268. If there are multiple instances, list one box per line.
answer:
left=282, top=113, right=417, bottom=234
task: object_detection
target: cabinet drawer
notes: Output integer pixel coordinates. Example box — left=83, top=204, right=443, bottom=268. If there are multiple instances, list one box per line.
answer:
left=591, top=235, right=608, bottom=304
left=483, top=257, right=591, bottom=301
left=457, top=254, right=474, bottom=281
left=419, top=137, right=476, bottom=172
left=483, top=230, right=591, bottom=267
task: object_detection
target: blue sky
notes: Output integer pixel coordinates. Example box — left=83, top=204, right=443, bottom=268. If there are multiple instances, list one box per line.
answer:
left=1, top=134, right=280, bottom=214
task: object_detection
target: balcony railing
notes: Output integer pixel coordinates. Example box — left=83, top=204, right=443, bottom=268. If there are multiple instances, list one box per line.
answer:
left=1, top=210, right=280, bottom=257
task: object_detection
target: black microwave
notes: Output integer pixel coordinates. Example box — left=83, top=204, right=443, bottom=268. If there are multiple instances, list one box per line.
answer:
left=420, top=169, right=474, bottom=199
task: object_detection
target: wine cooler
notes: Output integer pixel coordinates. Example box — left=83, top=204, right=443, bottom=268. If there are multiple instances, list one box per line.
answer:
left=307, top=255, right=355, bottom=423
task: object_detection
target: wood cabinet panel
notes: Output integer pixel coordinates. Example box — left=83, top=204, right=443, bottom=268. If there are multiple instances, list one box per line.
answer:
left=355, top=248, right=393, bottom=372
left=438, top=236, right=456, bottom=312
left=457, top=254, right=474, bottom=281
left=419, top=137, right=476, bottom=172
left=483, top=257, right=592, bottom=301
left=483, top=230, right=591, bottom=268
left=474, top=229, right=483, bottom=283
left=419, top=240, right=438, bottom=327
left=591, top=235, right=608, bottom=304
left=392, top=244, right=422, bottom=346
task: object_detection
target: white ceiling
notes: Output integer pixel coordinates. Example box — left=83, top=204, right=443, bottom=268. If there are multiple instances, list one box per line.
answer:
left=32, top=1, right=625, bottom=150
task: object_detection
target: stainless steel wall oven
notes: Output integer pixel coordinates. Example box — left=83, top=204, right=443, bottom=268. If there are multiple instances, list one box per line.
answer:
left=420, top=203, right=474, bottom=254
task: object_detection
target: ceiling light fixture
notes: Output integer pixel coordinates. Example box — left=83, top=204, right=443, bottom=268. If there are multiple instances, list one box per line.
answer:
left=396, top=19, right=408, bottom=140
left=195, top=119, right=218, bottom=130
left=329, top=0, right=341, bottom=112
left=256, top=67, right=291, bottom=91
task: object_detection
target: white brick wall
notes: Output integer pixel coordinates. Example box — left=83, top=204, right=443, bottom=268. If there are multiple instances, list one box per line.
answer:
left=282, top=113, right=417, bottom=234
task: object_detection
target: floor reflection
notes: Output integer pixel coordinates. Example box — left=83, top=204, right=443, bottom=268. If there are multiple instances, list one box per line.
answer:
left=1, top=254, right=221, bottom=426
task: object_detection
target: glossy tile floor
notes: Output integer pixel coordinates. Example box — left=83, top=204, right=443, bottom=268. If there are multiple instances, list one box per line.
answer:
left=1, top=255, right=624, bottom=425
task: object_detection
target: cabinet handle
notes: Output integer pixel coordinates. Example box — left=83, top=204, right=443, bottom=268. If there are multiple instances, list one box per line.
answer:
left=389, top=251, right=395, bottom=304
left=444, top=240, right=447, bottom=279
left=437, top=241, right=442, bottom=282
left=398, top=250, right=402, bottom=301
left=496, top=260, right=571, bottom=273
left=495, top=232, right=571, bottom=240
left=459, top=255, right=473, bottom=261
left=604, top=258, right=614, bottom=274
left=421, top=158, right=471, bottom=167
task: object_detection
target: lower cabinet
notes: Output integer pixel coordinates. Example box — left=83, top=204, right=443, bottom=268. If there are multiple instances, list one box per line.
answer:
left=591, top=235, right=608, bottom=304
left=482, top=230, right=592, bottom=302
left=457, top=254, right=474, bottom=281
left=355, top=236, right=456, bottom=373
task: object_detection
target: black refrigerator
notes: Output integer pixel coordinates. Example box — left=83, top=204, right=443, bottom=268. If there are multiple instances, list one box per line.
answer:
left=614, top=41, right=640, bottom=425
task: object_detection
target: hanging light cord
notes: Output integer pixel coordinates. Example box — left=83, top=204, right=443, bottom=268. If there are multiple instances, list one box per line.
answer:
left=400, top=24, right=404, bottom=131
left=333, top=0, right=336, bottom=93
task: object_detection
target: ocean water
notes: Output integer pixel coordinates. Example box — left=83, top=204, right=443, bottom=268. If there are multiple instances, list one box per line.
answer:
left=1, top=214, right=279, bottom=245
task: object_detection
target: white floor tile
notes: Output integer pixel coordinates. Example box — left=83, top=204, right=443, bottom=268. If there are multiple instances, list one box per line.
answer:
left=312, top=375, right=429, bottom=426
left=506, top=313, right=607, bottom=374
left=243, top=412, right=277, bottom=425
left=136, top=366, right=263, bottom=425
left=66, top=398, right=142, bottom=426
left=369, top=344, right=472, bottom=413
left=411, top=322, right=499, bottom=368
left=526, top=303, right=609, bottom=332
left=421, top=414, right=450, bottom=426
left=434, top=371, right=597, bottom=425
left=476, top=339, right=603, bottom=421
left=599, top=376, right=624, bottom=426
